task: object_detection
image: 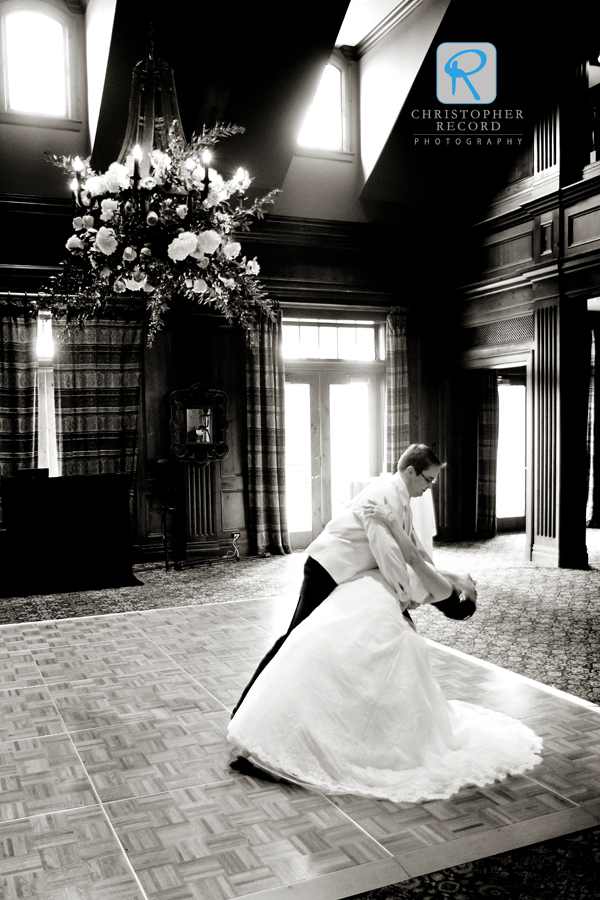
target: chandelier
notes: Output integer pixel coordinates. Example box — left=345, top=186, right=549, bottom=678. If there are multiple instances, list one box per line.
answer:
left=116, top=56, right=186, bottom=176
left=42, top=56, right=279, bottom=346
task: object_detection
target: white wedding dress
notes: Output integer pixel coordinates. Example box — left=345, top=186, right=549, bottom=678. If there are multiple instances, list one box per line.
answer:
left=227, top=570, right=543, bottom=803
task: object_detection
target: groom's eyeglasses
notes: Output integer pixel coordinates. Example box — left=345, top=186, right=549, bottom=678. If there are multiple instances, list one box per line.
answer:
left=418, top=472, right=436, bottom=485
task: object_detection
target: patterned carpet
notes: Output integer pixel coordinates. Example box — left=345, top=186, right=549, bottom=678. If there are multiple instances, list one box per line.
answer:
left=1, top=529, right=600, bottom=899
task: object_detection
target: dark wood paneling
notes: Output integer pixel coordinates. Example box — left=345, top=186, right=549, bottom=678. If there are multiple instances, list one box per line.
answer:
left=480, top=231, right=534, bottom=272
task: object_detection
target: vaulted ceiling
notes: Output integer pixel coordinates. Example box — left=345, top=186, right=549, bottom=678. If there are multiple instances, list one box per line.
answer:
left=88, top=0, right=600, bottom=227
left=91, top=0, right=351, bottom=195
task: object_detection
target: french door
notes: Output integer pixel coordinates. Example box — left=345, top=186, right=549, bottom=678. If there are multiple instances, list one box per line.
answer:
left=284, top=367, right=383, bottom=549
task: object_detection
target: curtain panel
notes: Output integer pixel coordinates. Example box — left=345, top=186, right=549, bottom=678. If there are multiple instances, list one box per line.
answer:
left=0, top=314, right=37, bottom=483
left=385, top=307, right=410, bottom=472
left=54, top=319, right=143, bottom=477
left=245, top=310, right=291, bottom=555
left=587, top=328, right=599, bottom=527
left=476, top=369, right=499, bottom=537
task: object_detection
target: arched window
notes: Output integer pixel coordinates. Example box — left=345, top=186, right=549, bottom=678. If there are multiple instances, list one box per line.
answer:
left=0, top=0, right=81, bottom=124
left=297, top=52, right=355, bottom=157
left=4, top=9, right=66, bottom=115
left=298, top=62, right=344, bottom=151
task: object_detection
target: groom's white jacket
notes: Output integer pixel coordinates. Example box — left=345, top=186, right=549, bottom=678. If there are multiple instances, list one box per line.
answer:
left=305, top=472, right=430, bottom=610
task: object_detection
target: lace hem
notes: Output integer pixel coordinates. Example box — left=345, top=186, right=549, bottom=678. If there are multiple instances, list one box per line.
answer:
left=228, top=703, right=543, bottom=804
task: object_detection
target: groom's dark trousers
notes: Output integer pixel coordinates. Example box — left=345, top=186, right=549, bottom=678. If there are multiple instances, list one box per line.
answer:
left=230, top=556, right=336, bottom=718
left=230, top=556, right=422, bottom=719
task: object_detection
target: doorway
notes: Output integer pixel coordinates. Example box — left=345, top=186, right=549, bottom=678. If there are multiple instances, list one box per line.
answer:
left=496, top=366, right=527, bottom=531
left=284, top=369, right=383, bottom=549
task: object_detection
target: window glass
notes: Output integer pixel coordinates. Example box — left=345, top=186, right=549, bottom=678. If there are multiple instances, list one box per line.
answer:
left=6, top=10, right=66, bottom=115
left=36, top=312, right=54, bottom=359
left=299, top=325, right=320, bottom=359
left=282, top=321, right=377, bottom=361
left=318, top=326, right=338, bottom=359
left=298, top=63, right=343, bottom=150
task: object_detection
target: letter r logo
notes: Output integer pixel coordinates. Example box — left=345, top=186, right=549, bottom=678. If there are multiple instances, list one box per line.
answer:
left=436, top=43, right=497, bottom=104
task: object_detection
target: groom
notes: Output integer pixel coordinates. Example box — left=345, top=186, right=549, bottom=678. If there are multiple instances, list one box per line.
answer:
left=231, top=443, right=476, bottom=721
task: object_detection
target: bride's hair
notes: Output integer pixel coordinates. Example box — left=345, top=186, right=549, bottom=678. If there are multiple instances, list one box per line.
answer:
left=397, top=443, right=444, bottom=474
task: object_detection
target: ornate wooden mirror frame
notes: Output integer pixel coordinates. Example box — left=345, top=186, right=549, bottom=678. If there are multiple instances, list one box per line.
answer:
left=169, top=383, right=229, bottom=466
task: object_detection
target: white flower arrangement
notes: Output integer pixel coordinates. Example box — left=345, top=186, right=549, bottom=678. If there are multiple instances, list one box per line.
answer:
left=43, top=124, right=278, bottom=345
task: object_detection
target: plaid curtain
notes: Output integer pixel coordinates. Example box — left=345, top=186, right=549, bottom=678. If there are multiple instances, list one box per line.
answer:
left=476, top=369, right=499, bottom=537
left=587, top=328, right=598, bottom=527
left=246, top=310, right=291, bottom=555
left=54, top=319, right=143, bottom=476
left=385, top=307, right=410, bottom=472
left=0, top=314, right=37, bottom=484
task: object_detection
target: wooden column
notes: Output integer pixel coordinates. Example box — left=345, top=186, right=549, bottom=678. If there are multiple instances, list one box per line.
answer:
left=531, top=298, right=589, bottom=567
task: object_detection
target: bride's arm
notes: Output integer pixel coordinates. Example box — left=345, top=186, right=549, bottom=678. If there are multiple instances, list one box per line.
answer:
left=362, top=499, right=453, bottom=603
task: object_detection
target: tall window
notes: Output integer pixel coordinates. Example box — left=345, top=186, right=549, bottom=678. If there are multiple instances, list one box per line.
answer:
left=0, top=1, right=80, bottom=123
left=36, top=311, right=59, bottom=475
left=298, top=62, right=344, bottom=151
left=4, top=9, right=66, bottom=115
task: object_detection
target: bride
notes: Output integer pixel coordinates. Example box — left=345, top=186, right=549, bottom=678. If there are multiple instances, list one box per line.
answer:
left=227, top=502, right=542, bottom=803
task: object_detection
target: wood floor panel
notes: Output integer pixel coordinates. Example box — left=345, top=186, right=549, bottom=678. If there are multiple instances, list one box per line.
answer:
left=70, top=709, right=235, bottom=801
left=0, top=733, right=97, bottom=821
left=0, top=599, right=598, bottom=899
left=33, top=642, right=180, bottom=684
left=105, top=779, right=391, bottom=899
left=0, top=807, right=146, bottom=899
left=328, top=773, right=577, bottom=857
left=45, top=669, right=225, bottom=729
left=0, top=650, right=44, bottom=689
left=396, top=806, right=600, bottom=877
left=0, top=685, right=67, bottom=742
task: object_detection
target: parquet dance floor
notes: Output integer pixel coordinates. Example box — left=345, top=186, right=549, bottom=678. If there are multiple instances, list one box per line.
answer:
left=1, top=592, right=599, bottom=900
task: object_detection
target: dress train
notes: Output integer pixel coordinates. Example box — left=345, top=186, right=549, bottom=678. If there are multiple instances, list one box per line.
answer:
left=227, top=570, right=542, bottom=803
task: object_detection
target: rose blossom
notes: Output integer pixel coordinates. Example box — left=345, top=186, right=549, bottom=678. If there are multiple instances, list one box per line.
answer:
left=113, top=279, right=126, bottom=293
left=84, top=175, right=107, bottom=196
left=123, top=246, right=137, bottom=261
left=176, top=205, right=188, bottom=219
left=194, top=230, right=221, bottom=256
left=192, top=278, right=208, bottom=294
left=204, top=189, right=225, bottom=208
left=140, top=178, right=157, bottom=191
left=203, top=173, right=230, bottom=207
left=167, top=232, right=199, bottom=261
left=94, top=226, right=118, bottom=255
left=219, top=275, right=236, bottom=289
left=124, top=271, right=147, bottom=290
left=222, top=241, right=241, bottom=260
left=100, top=199, right=119, bottom=221
left=245, top=257, right=260, bottom=275
left=104, top=162, right=130, bottom=193
left=83, top=215, right=95, bottom=229
left=66, top=235, right=84, bottom=251
left=72, top=217, right=84, bottom=230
